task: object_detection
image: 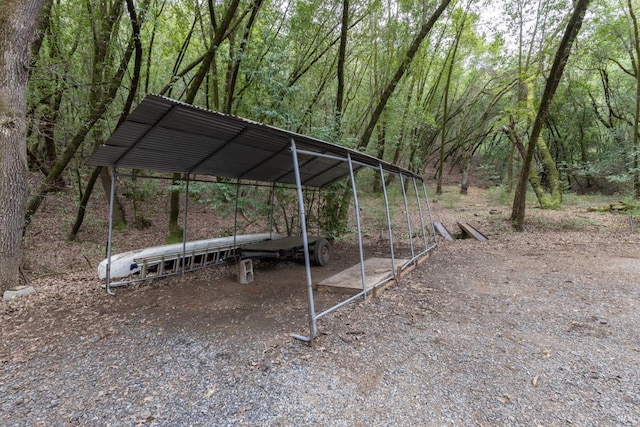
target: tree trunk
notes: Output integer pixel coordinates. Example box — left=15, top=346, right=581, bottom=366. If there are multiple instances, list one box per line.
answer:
left=224, top=0, right=263, bottom=114
left=0, top=0, right=45, bottom=292
left=460, top=149, right=470, bottom=194
left=166, top=0, right=244, bottom=239
left=168, top=173, right=183, bottom=243
left=511, top=0, right=591, bottom=230
left=439, top=3, right=467, bottom=195
left=100, top=167, right=127, bottom=229
left=68, top=0, right=148, bottom=240
left=525, top=80, right=563, bottom=208
left=628, top=0, right=640, bottom=198
left=25, top=1, right=133, bottom=227
left=534, top=133, right=562, bottom=208
left=372, top=117, right=387, bottom=193
left=335, top=0, right=349, bottom=132
left=503, top=116, right=560, bottom=209
left=507, top=142, right=515, bottom=193
left=68, top=166, right=102, bottom=241
left=29, top=0, right=52, bottom=63
left=41, top=90, right=66, bottom=189
left=130, top=170, right=151, bottom=229
left=184, top=0, right=241, bottom=104
left=358, top=0, right=453, bottom=151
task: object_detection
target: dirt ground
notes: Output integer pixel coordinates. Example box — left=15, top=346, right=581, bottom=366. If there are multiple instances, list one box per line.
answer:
left=8, top=183, right=637, bottom=345
left=2, top=183, right=640, bottom=424
left=8, top=177, right=431, bottom=342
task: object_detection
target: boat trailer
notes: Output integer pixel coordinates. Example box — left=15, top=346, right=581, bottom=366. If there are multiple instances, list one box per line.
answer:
left=240, top=236, right=331, bottom=266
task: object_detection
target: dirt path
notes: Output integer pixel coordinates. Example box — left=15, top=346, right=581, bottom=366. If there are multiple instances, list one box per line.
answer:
left=2, top=188, right=640, bottom=424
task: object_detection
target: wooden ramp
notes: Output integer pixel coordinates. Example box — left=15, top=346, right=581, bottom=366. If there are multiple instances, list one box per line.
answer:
left=457, top=222, right=488, bottom=241
left=434, top=222, right=456, bottom=242
left=315, top=257, right=408, bottom=295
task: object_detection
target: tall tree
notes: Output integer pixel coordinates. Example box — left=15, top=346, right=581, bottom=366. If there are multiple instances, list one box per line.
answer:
left=0, top=0, right=45, bottom=292
left=627, top=0, right=640, bottom=197
left=358, top=0, right=454, bottom=151
left=437, top=4, right=469, bottom=195
left=511, top=0, right=591, bottom=230
left=224, top=0, right=264, bottom=114
left=335, top=0, right=349, bottom=132
left=68, top=0, right=149, bottom=241
left=24, top=0, right=133, bottom=227
left=166, top=0, right=245, bottom=242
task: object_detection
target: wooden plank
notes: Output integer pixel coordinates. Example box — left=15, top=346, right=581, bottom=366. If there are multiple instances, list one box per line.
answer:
left=373, top=258, right=425, bottom=297
left=373, top=280, right=396, bottom=298
left=416, top=251, right=431, bottom=266
left=457, top=222, right=488, bottom=241
left=434, top=222, right=455, bottom=242
left=315, top=258, right=408, bottom=295
left=403, top=263, right=416, bottom=275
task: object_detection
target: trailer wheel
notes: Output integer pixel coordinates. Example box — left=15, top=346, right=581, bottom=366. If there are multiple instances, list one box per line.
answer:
left=312, top=238, right=330, bottom=266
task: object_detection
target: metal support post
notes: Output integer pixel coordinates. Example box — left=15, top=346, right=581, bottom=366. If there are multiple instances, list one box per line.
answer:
left=181, top=174, right=190, bottom=274
left=379, top=164, right=396, bottom=279
left=105, top=168, right=117, bottom=295
left=422, top=181, right=438, bottom=246
left=400, top=174, right=415, bottom=261
left=233, top=179, right=240, bottom=251
left=268, top=182, right=275, bottom=239
left=348, top=154, right=367, bottom=294
left=412, top=177, right=428, bottom=251
left=290, top=138, right=317, bottom=342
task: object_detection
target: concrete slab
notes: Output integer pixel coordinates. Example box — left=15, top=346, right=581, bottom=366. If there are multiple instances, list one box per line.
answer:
left=3, top=286, right=35, bottom=301
left=315, top=257, right=409, bottom=294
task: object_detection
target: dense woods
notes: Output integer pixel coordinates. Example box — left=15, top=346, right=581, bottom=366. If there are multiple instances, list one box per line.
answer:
left=3, top=0, right=640, bottom=290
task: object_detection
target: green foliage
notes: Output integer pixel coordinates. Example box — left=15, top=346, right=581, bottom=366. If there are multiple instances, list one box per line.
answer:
left=165, top=230, right=184, bottom=244
left=433, top=185, right=466, bottom=209
left=174, top=181, right=271, bottom=224
left=476, top=161, right=503, bottom=185
left=525, top=214, right=599, bottom=232
left=561, top=191, right=621, bottom=209
left=487, top=185, right=514, bottom=206
left=319, top=181, right=351, bottom=237
left=21, top=0, right=640, bottom=246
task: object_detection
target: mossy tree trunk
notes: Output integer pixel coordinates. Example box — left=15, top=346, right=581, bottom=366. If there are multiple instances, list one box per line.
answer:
left=167, top=173, right=184, bottom=244
left=512, top=0, right=591, bottom=230
left=525, top=81, right=562, bottom=209
left=460, top=148, right=470, bottom=195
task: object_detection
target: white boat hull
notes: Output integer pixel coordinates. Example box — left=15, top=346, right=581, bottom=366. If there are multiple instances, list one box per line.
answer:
left=98, top=233, right=280, bottom=279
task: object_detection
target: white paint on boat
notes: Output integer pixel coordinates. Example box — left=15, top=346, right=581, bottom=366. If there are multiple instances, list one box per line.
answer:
left=98, top=233, right=281, bottom=279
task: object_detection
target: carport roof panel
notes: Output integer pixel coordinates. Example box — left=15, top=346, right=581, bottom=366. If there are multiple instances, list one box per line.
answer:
left=87, top=94, right=421, bottom=187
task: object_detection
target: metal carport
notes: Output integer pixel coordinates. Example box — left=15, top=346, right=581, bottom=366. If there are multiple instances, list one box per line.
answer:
left=88, top=94, right=437, bottom=341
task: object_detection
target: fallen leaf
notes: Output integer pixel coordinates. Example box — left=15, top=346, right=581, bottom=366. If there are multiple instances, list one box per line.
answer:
left=205, top=383, right=218, bottom=399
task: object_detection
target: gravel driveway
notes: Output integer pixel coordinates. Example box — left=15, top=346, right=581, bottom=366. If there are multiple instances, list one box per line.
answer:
left=2, top=228, right=640, bottom=426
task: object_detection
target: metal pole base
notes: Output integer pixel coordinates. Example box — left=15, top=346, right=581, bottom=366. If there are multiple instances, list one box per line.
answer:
left=291, top=333, right=313, bottom=343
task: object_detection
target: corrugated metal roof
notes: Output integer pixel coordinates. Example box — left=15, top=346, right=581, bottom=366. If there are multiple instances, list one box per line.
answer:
left=88, top=94, right=422, bottom=187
